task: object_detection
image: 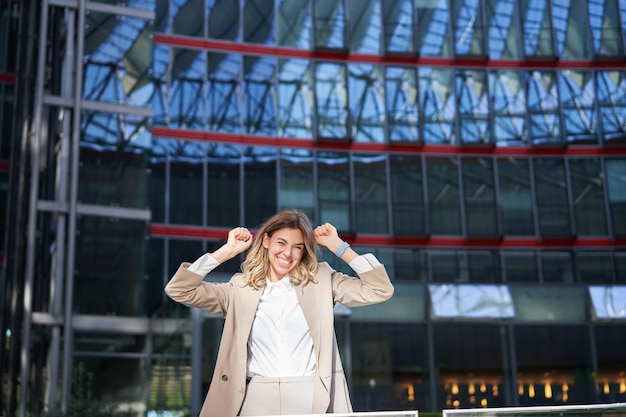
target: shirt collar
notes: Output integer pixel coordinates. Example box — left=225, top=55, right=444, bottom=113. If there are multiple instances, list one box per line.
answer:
left=265, top=275, right=294, bottom=291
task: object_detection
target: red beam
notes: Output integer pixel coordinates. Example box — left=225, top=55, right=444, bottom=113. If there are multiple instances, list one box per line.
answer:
left=0, top=72, right=15, bottom=83
left=0, top=160, right=9, bottom=172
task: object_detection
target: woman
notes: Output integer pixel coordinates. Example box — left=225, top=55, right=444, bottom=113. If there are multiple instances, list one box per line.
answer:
left=165, top=209, right=394, bottom=417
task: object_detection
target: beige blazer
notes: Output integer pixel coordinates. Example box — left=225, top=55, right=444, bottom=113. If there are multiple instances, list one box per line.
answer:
left=165, top=260, right=394, bottom=417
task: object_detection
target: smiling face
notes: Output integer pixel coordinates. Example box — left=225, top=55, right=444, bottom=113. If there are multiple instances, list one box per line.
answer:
left=262, top=227, right=305, bottom=282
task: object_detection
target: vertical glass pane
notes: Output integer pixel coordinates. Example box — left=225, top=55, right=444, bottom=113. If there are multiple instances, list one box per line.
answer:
left=462, top=157, right=498, bottom=237
left=315, top=62, right=349, bottom=138
left=277, top=59, right=313, bottom=139
left=350, top=323, right=430, bottom=411
left=588, top=0, right=624, bottom=56
left=569, top=158, right=608, bottom=236
left=606, top=158, right=626, bottom=237
left=386, top=66, right=419, bottom=142
left=74, top=217, right=147, bottom=316
left=534, top=158, right=572, bottom=237
left=497, top=158, right=535, bottom=236
left=515, top=325, right=594, bottom=405
left=503, top=251, right=539, bottom=282
left=457, top=69, right=490, bottom=144
left=551, top=0, right=589, bottom=59
left=208, top=53, right=241, bottom=133
left=427, top=157, right=462, bottom=235
left=354, top=153, right=388, bottom=233
left=490, top=70, right=526, bottom=146
left=382, top=0, right=415, bottom=54
left=171, top=0, right=204, bottom=37
left=394, top=248, right=428, bottom=281
left=83, top=12, right=154, bottom=107
left=349, top=63, right=385, bottom=143
left=527, top=70, right=561, bottom=145
left=279, top=149, right=314, bottom=218
left=277, top=0, right=311, bottom=48
left=431, top=250, right=467, bottom=282
left=416, top=0, right=452, bottom=57
left=576, top=251, right=615, bottom=284
left=435, top=324, right=510, bottom=409
left=597, top=71, right=626, bottom=143
left=486, top=0, right=521, bottom=59
left=616, top=251, right=626, bottom=283
left=150, top=356, right=192, bottom=414
left=390, top=154, right=425, bottom=235
left=169, top=48, right=206, bottom=129
left=541, top=251, right=574, bottom=283
left=451, top=0, right=485, bottom=56
left=520, top=0, right=555, bottom=57
left=207, top=144, right=241, bottom=227
left=420, top=67, right=456, bottom=144
left=207, top=0, right=240, bottom=41
left=243, top=0, right=275, bottom=44
left=559, top=70, right=597, bottom=143
left=243, top=56, right=277, bottom=136
left=595, top=324, right=626, bottom=403
left=244, top=146, right=277, bottom=227
left=168, top=141, right=204, bottom=225
left=313, top=0, right=346, bottom=49
left=468, top=250, right=502, bottom=283
left=348, top=0, right=382, bottom=54
left=318, top=151, right=351, bottom=231
left=147, top=138, right=169, bottom=223
left=153, top=44, right=169, bottom=126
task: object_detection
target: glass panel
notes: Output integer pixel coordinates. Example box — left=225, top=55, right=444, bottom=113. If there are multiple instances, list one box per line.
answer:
left=468, top=250, right=502, bottom=283
left=152, top=44, right=169, bottom=127
left=515, top=325, right=594, bottom=405
left=0, top=0, right=19, bottom=72
left=510, top=286, right=587, bottom=321
left=315, top=62, right=349, bottom=139
left=386, top=66, right=419, bottom=142
left=503, top=251, right=539, bottom=282
left=318, top=151, right=350, bottom=231
left=457, top=69, right=489, bottom=144
left=520, top=0, right=555, bottom=57
left=277, top=0, right=311, bottom=48
left=207, top=144, right=241, bottom=228
left=348, top=0, right=382, bottom=54
left=313, top=0, right=346, bottom=49
left=394, top=248, right=428, bottom=281
left=74, top=217, right=147, bottom=316
left=83, top=11, right=154, bottom=106
left=390, top=154, right=425, bottom=236
left=243, top=0, right=275, bottom=44
left=527, top=70, right=561, bottom=145
left=462, top=157, right=498, bottom=237
left=605, top=158, right=626, bottom=237
left=541, top=251, right=575, bottom=283
left=74, top=333, right=146, bottom=354
left=577, top=252, right=615, bottom=284
left=150, top=357, right=192, bottom=414
left=617, top=251, right=626, bottom=284
left=551, top=0, right=589, bottom=59
left=382, top=0, right=415, bottom=54
left=351, top=282, right=425, bottom=320
left=589, top=286, right=626, bottom=318
left=277, top=58, right=313, bottom=139
left=429, top=284, right=514, bottom=318
left=416, top=0, right=452, bottom=57
left=534, top=158, right=572, bottom=237
left=559, top=70, right=597, bottom=143
left=244, top=146, right=277, bottom=227
left=588, top=0, right=623, bottom=56
left=208, top=52, right=241, bottom=133
left=490, top=70, right=526, bottom=146
left=170, top=0, right=203, bottom=37
left=169, top=48, right=206, bottom=129
left=451, top=0, right=485, bottom=56
left=431, top=250, right=467, bottom=282
left=497, top=158, right=535, bottom=236
left=486, top=0, right=522, bottom=59
left=420, top=67, right=456, bottom=144
left=168, top=141, right=204, bottom=225
left=349, top=63, right=385, bottom=143
left=207, top=0, right=239, bottom=41
left=0, top=172, right=6, bottom=252
left=350, top=323, right=430, bottom=411
left=594, top=324, right=626, bottom=403
left=435, top=324, right=510, bottom=409
left=569, top=158, right=608, bottom=236
left=243, top=56, right=277, bottom=136
left=426, top=157, right=462, bottom=235
left=164, top=238, right=203, bottom=317
left=279, top=149, right=314, bottom=219
left=145, top=238, right=165, bottom=316
left=147, top=138, right=168, bottom=223
left=354, top=153, right=389, bottom=233
left=597, top=71, right=626, bottom=143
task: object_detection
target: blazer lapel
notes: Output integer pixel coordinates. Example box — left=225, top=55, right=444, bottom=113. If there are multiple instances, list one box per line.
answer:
left=236, top=285, right=263, bottom=363
left=296, top=284, right=321, bottom=359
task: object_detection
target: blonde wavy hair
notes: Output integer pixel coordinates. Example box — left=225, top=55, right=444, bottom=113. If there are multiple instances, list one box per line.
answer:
left=241, top=209, right=320, bottom=290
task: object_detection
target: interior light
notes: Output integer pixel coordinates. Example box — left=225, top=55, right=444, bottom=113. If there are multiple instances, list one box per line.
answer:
left=529, top=384, right=535, bottom=398
left=480, top=383, right=487, bottom=393
left=604, top=382, right=610, bottom=395
left=469, top=383, right=475, bottom=395
left=562, top=383, right=569, bottom=392
left=544, top=383, right=552, bottom=399
left=408, top=384, right=415, bottom=402
left=481, top=398, right=488, bottom=407
left=518, top=383, right=524, bottom=396
left=452, top=383, right=459, bottom=395
left=620, top=381, right=626, bottom=394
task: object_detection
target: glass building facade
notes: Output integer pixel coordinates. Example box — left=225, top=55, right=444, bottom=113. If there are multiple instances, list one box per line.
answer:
left=1, top=0, right=626, bottom=416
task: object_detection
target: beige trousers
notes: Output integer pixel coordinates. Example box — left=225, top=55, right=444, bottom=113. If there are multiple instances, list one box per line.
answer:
left=238, top=376, right=315, bottom=416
